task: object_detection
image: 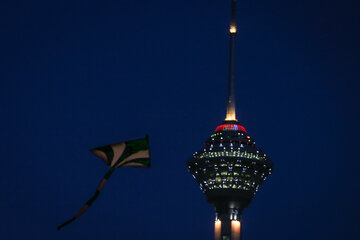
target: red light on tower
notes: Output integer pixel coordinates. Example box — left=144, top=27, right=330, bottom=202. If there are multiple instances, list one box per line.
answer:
left=214, top=124, right=246, bottom=133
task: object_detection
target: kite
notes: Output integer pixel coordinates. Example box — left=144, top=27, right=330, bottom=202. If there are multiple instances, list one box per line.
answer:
left=57, top=136, right=150, bottom=230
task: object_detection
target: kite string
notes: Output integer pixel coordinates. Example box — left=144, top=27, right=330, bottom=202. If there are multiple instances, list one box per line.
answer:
left=57, top=167, right=116, bottom=230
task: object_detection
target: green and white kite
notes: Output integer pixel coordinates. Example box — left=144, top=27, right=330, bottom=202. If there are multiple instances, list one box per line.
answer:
left=57, top=136, right=150, bottom=230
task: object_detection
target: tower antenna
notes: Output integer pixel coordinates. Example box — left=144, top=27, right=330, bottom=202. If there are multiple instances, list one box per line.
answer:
left=225, top=0, right=237, bottom=122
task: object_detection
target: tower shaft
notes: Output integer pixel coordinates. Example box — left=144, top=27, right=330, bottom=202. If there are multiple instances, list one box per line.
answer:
left=215, top=219, right=241, bottom=240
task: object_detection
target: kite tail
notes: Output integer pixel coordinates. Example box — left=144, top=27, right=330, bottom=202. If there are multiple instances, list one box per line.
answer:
left=57, top=167, right=116, bottom=230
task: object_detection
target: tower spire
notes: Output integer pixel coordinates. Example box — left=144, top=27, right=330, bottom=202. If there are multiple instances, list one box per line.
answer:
left=225, top=0, right=237, bottom=122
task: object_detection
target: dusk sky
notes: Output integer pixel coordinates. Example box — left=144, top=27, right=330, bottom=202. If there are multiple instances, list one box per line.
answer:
left=1, top=0, right=359, bottom=239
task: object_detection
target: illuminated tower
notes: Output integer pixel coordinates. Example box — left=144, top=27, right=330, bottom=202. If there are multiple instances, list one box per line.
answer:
left=186, top=1, right=273, bottom=239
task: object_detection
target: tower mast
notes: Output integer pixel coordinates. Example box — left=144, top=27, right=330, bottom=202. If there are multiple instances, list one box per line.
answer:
left=225, top=0, right=238, bottom=122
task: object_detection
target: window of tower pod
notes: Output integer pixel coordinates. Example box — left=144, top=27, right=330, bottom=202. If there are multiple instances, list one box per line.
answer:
left=216, top=177, right=222, bottom=184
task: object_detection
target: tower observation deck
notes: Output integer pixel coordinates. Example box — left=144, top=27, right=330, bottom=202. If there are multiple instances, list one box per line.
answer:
left=186, top=1, right=273, bottom=239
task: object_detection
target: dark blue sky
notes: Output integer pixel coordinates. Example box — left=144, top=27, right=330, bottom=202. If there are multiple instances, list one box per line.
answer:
left=1, top=0, right=359, bottom=239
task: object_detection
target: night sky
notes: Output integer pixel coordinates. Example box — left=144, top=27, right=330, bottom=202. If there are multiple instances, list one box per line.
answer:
left=1, top=0, right=359, bottom=239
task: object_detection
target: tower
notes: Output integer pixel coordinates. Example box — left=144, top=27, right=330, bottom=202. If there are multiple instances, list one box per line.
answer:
left=186, top=1, right=273, bottom=239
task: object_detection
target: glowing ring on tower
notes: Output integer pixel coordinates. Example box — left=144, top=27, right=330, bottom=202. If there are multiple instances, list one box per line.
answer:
left=214, top=124, right=246, bottom=133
